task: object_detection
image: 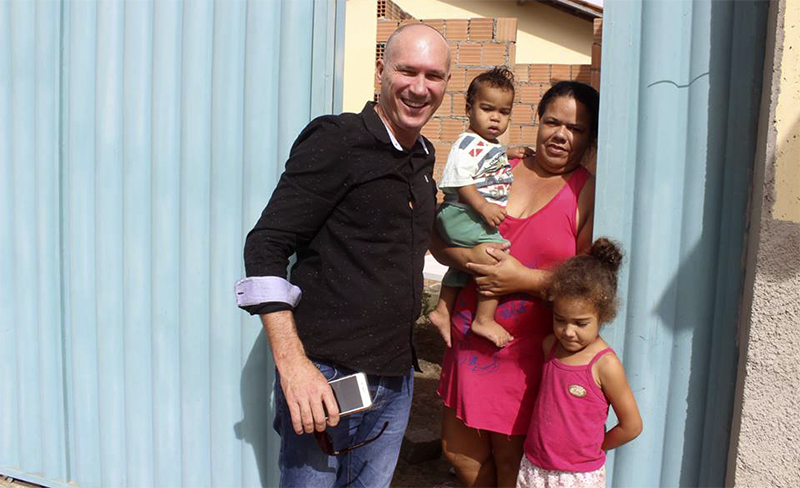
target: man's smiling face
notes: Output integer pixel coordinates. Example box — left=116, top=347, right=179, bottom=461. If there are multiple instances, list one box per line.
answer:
left=375, top=25, right=450, bottom=146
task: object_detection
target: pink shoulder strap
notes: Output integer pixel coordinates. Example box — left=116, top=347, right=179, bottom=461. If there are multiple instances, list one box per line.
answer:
left=568, top=166, right=591, bottom=196
left=588, top=347, right=615, bottom=367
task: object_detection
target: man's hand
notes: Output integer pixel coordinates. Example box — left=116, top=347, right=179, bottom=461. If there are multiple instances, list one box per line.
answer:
left=478, top=201, right=507, bottom=228
left=279, top=356, right=341, bottom=434
left=261, top=310, right=340, bottom=435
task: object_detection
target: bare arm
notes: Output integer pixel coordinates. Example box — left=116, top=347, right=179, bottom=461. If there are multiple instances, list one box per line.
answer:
left=597, top=354, right=643, bottom=451
left=467, top=249, right=551, bottom=299
left=457, top=185, right=506, bottom=228
left=576, top=175, right=596, bottom=254
left=451, top=173, right=595, bottom=298
left=241, top=120, right=351, bottom=435
left=431, top=232, right=548, bottom=298
left=429, top=223, right=509, bottom=273
left=261, top=311, right=340, bottom=434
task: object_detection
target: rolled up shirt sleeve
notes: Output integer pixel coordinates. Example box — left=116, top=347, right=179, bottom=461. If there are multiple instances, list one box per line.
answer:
left=239, top=117, right=351, bottom=313
left=235, top=276, right=302, bottom=307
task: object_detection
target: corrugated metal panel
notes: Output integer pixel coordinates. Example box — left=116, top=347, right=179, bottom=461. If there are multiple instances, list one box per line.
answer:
left=0, top=0, right=344, bottom=486
left=595, top=1, right=768, bottom=486
left=0, top=0, right=67, bottom=485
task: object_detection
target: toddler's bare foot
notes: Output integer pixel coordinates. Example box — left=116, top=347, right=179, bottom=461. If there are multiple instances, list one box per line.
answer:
left=470, top=317, right=513, bottom=348
left=429, top=305, right=452, bottom=348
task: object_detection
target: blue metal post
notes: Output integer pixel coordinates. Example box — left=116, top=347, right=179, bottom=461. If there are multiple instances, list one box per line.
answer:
left=596, top=1, right=769, bottom=485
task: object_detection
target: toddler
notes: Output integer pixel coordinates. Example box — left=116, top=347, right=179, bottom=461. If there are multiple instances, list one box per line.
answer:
left=430, top=66, right=524, bottom=348
left=517, top=238, right=643, bottom=488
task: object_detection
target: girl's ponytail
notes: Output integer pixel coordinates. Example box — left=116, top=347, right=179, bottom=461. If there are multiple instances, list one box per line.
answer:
left=590, top=238, right=623, bottom=274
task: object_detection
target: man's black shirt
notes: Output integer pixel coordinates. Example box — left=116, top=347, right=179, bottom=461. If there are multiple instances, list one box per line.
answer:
left=243, top=102, right=437, bottom=375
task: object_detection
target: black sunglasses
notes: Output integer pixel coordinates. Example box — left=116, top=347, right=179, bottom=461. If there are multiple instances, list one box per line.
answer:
left=313, top=421, right=389, bottom=456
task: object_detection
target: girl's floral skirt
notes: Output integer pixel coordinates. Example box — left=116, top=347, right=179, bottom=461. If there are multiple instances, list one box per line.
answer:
left=516, top=456, right=605, bottom=488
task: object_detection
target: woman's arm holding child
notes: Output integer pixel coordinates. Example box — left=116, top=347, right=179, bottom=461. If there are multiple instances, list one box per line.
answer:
left=429, top=225, right=509, bottom=272
left=597, top=354, right=643, bottom=451
left=469, top=171, right=596, bottom=297
left=468, top=250, right=551, bottom=299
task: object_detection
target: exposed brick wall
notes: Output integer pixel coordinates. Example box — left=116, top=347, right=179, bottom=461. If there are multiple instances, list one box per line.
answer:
left=374, top=14, right=602, bottom=187
left=375, top=18, right=521, bottom=184
left=377, top=0, right=412, bottom=21
left=591, top=18, right=602, bottom=89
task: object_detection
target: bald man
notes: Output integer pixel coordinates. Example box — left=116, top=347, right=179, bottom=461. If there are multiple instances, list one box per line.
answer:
left=237, top=24, right=450, bottom=487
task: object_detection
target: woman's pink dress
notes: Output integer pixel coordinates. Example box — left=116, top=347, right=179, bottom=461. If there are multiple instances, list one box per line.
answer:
left=437, top=165, right=591, bottom=435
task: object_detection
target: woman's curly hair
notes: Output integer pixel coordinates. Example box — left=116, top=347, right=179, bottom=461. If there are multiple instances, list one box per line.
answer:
left=548, top=238, right=623, bottom=324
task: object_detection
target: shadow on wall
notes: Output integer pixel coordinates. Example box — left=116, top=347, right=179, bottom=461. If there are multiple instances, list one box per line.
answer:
left=650, top=1, right=773, bottom=485
left=236, top=332, right=279, bottom=487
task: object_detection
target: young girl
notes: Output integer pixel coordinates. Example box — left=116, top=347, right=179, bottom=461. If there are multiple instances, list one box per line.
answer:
left=517, top=238, right=643, bottom=488
left=429, top=66, right=525, bottom=349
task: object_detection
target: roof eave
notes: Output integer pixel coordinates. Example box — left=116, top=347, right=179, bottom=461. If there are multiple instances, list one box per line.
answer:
left=519, top=0, right=603, bottom=20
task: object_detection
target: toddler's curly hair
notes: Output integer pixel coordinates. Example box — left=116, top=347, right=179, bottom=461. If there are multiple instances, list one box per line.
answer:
left=465, top=66, right=515, bottom=110
left=548, top=238, right=623, bottom=324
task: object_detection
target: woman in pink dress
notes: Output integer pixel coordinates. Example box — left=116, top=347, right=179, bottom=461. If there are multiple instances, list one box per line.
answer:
left=430, top=81, right=600, bottom=487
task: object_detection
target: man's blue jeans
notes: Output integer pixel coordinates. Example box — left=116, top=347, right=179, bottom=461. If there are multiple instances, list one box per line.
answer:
left=273, top=360, right=414, bottom=487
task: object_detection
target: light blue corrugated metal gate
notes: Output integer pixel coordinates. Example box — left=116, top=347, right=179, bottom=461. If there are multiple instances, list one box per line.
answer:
left=596, top=1, right=768, bottom=486
left=0, top=0, right=343, bottom=486
left=2, top=0, right=773, bottom=487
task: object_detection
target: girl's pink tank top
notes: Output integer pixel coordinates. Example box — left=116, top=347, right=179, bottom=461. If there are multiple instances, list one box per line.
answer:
left=524, top=341, right=614, bottom=472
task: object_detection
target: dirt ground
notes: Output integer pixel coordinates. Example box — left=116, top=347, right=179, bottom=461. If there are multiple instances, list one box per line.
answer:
left=0, top=476, right=39, bottom=488
left=391, top=311, right=459, bottom=488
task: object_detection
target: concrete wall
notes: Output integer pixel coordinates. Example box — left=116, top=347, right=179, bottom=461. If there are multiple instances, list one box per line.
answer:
left=343, top=0, right=377, bottom=112
left=729, top=1, right=800, bottom=485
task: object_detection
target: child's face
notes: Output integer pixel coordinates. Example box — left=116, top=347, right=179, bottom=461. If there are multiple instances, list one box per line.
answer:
left=467, top=85, right=513, bottom=143
left=552, top=296, right=600, bottom=353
